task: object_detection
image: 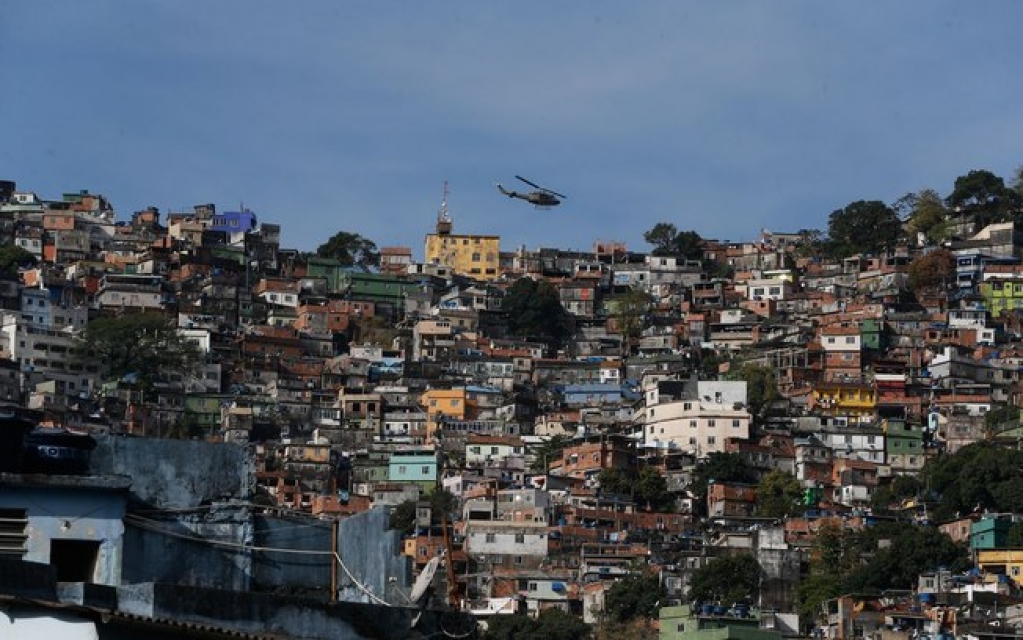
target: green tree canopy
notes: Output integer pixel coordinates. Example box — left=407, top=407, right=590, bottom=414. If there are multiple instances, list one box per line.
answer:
left=826, top=200, right=903, bottom=258
left=755, top=470, right=804, bottom=518
left=315, top=231, right=380, bottom=268
left=388, top=488, right=459, bottom=534
left=79, top=312, right=202, bottom=391
left=870, top=473, right=922, bottom=514
left=501, top=277, right=573, bottom=354
left=901, top=189, right=950, bottom=244
left=1012, top=165, right=1023, bottom=199
left=609, top=287, right=653, bottom=356
left=0, top=245, right=38, bottom=274
left=726, top=363, right=779, bottom=421
left=599, top=466, right=675, bottom=512
left=921, top=441, right=1023, bottom=521
left=603, top=573, right=663, bottom=624
left=842, top=522, right=970, bottom=594
left=530, top=434, right=570, bottom=472
left=689, top=452, right=758, bottom=516
left=797, top=521, right=967, bottom=620
left=483, top=607, right=591, bottom=640
left=642, top=223, right=703, bottom=261
left=947, top=169, right=1022, bottom=229
left=690, top=553, right=762, bottom=605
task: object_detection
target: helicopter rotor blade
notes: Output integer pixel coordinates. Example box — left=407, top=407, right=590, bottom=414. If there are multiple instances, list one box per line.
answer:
left=544, top=189, right=567, bottom=199
left=515, top=175, right=543, bottom=190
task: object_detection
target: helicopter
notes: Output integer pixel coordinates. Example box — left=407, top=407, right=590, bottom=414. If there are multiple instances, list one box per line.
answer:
left=496, top=175, right=566, bottom=208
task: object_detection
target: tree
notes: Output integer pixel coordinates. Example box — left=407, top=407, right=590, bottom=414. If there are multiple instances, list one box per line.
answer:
left=78, top=312, right=202, bottom=392
left=603, top=573, right=662, bottom=624
left=797, top=522, right=857, bottom=620
left=984, top=403, right=1020, bottom=433
left=698, top=350, right=726, bottom=380
left=903, top=189, right=950, bottom=244
left=315, top=231, right=379, bottom=268
left=843, top=523, right=969, bottom=593
left=947, top=169, right=1022, bottom=228
left=634, top=465, right=673, bottom=512
left=387, top=488, right=458, bottom=534
left=0, top=245, right=37, bottom=274
left=501, top=277, right=573, bottom=354
left=826, top=200, right=903, bottom=258
left=643, top=222, right=679, bottom=256
left=483, top=607, right=591, bottom=640
left=921, top=441, right=1023, bottom=521
left=642, top=223, right=703, bottom=261
left=599, top=466, right=674, bottom=512
left=755, top=470, right=804, bottom=518
left=1012, top=165, right=1023, bottom=199
left=793, top=228, right=827, bottom=260
left=689, top=452, right=758, bottom=516
left=530, top=434, right=570, bottom=472
left=870, top=474, right=922, bottom=514
left=907, top=248, right=956, bottom=296
left=610, top=287, right=653, bottom=356
left=690, top=553, right=762, bottom=604
left=727, top=363, right=779, bottom=421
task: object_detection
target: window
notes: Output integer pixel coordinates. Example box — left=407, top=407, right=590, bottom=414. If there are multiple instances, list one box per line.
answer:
left=515, top=534, right=525, bottom=543
left=845, top=336, right=856, bottom=344
left=421, top=466, right=429, bottom=474
left=707, top=436, right=716, bottom=445
left=486, top=533, right=496, bottom=543
left=708, top=420, right=716, bottom=427
left=471, top=252, right=481, bottom=262
left=732, top=419, right=741, bottom=428
left=0, top=509, right=27, bottom=556
left=690, top=420, right=697, bottom=428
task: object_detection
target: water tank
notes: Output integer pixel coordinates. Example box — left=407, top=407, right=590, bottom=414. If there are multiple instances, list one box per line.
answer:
left=22, top=428, right=97, bottom=475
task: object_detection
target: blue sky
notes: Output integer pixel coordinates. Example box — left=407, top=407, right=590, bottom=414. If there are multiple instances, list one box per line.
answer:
left=3, top=2, right=1023, bottom=258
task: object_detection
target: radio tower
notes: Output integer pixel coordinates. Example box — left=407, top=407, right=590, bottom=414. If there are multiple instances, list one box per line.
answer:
left=436, top=180, right=452, bottom=236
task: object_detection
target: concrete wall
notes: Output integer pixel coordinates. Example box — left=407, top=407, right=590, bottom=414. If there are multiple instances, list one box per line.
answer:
left=122, top=506, right=253, bottom=592
left=91, top=437, right=256, bottom=590
left=337, top=507, right=412, bottom=606
left=90, top=436, right=253, bottom=508
left=120, top=582, right=476, bottom=639
left=251, top=514, right=332, bottom=596
left=0, top=483, right=125, bottom=586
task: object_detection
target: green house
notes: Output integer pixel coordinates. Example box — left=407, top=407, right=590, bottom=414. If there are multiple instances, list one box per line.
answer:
left=660, top=605, right=781, bottom=640
left=971, top=517, right=1013, bottom=552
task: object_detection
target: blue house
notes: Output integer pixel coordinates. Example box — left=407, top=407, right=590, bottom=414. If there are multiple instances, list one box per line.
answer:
left=209, top=210, right=258, bottom=235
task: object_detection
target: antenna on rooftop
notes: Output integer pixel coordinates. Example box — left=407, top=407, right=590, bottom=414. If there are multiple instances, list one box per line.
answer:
left=436, top=180, right=452, bottom=235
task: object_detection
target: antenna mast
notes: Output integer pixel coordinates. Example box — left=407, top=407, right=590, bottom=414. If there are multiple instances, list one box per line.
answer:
left=436, top=180, right=452, bottom=235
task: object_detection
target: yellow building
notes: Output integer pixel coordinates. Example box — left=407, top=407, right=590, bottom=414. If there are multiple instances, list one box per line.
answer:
left=810, top=381, right=877, bottom=424
left=423, top=195, right=500, bottom=280
left=420, top=387, right=468, bottom=441
left=977, top=549, right=1023, bottom=586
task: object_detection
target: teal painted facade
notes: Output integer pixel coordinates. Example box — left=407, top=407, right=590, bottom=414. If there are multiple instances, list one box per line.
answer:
left=971, top=517, right=1013, bottom=552
left=388, top=450, right=439, bottom=487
